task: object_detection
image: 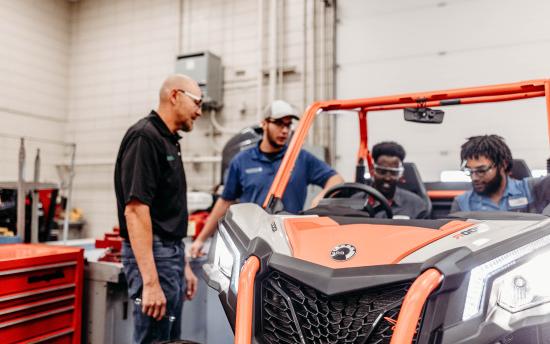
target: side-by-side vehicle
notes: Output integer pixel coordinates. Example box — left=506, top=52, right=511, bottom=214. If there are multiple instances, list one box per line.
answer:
left=205, top=79, right=550, bottom=344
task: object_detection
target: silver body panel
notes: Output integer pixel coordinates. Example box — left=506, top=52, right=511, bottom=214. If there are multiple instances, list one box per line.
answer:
left=227, top=203, right=316, bottom=256
left=401, top=218, right=550, bottom=263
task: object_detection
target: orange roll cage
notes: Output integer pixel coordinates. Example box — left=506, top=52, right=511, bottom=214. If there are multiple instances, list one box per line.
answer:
left=263, top=79, right=550, bottom=211
left=233, top=79, right=550, bottom=344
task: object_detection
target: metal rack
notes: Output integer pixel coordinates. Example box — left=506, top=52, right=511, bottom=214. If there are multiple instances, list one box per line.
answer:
left=0, top=138, right=76, bottom=243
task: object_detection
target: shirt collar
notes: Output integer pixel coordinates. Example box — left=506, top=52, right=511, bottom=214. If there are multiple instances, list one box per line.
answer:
left=470, top=176, right=521, bottom=201
left=252, top=142, right=288, bottom=162
left=148, top=110, right=181, bottom=143
left=503, top=177, right=523, bottom=197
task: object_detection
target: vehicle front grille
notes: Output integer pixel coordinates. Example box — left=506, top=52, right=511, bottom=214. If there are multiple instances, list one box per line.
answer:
left=260, top=271, right=420, bottom=344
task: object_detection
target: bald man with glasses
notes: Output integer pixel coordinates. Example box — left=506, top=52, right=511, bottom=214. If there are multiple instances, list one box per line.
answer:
left=114, top=74, right=201, bottom=343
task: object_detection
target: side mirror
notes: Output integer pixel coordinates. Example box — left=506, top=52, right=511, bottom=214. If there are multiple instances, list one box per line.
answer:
left=404, top=107, right=444, bottom=124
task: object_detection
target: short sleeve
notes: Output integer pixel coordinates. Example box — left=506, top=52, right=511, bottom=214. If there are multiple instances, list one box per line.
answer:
left=304, top=151, right=337, bottom=187
left=120, top=136, right=160, bottom=206
left=221, top=158, right=243, bottom=201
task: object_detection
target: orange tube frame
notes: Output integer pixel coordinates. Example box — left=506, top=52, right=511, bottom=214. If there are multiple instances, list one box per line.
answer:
left=390, top=268, right=443, bottom=344
left=426, top=189, right=467, bottom=199
left=356, top=109, right=374, bottom=179
left=234, top=256, right=261, bottom=344
left=263, top=79, right=550, bottom=210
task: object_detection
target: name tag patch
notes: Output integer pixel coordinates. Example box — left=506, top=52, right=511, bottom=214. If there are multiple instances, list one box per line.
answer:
left=245, top=167, right=263, bottom=174
left=166, top=155, right=175, bottom=161
left=508, top=197, right=528, bottom=208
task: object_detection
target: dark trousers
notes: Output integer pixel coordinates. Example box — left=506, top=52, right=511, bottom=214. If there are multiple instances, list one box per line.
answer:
left=122, top=239, right=186, bottom=344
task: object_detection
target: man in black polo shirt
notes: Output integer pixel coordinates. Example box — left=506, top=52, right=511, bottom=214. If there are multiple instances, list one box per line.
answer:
left=114, top=74, right=201, bottom=343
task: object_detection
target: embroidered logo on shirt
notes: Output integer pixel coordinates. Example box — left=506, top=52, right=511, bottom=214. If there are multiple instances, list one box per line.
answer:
left=508, top=197, right=528, bottom=208
left=166, top=155, right=175, bottom=161
left=245, top=167, right=263, bottom=174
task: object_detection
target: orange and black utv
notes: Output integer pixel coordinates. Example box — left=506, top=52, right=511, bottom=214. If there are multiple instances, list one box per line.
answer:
left=204, top=79, right=550, bottom=344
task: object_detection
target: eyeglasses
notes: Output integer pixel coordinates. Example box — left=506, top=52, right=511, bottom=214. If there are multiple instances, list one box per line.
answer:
left=267, top=118, right=294, bottom=130
left=462, top=164, right=495, bottom=177
left=176, top=89, right=202, bottom=107
left=373, top=163, right=404, bottom=178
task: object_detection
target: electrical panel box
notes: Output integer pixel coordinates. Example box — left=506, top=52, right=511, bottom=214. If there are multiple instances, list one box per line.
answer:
left=176, top=52, right=223, bottom=109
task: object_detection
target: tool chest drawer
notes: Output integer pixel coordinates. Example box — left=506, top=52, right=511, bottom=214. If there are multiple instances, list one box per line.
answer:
left=0, top=244, right=84, bottom=344
left=0, top=262, right=77, bottom=297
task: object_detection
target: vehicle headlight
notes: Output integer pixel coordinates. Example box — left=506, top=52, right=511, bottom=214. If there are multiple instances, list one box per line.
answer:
left=463, top=234, right=550, bottom=321
left=495, top=250, right=550, bottom=313
left=214, top=230, right=235, bottom=278
left=213, top=224, right=244, bottom=293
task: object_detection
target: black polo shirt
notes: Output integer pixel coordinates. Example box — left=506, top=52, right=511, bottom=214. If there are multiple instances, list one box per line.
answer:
left=114, top=111, right=188, bottom=240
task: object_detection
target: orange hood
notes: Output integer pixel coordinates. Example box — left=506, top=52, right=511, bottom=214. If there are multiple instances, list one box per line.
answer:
left=283, top=217, right=472, bottom=269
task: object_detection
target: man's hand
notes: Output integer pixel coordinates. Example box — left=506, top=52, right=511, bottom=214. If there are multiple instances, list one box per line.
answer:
left=141, top=282, right=167, bottom=321
left=190, top=239, right=205, bottom=259
left=311, top=192, right=325, bottom=208
left=185, top=262, right=198, bottom=300
left=192, top=198, right=235, bottom=257
left=125, top=200, right=166, bottom=321
left=311, top=174, right=345, bottom=208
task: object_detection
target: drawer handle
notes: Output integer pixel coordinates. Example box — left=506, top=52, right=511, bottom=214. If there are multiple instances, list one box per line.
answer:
left=27, top=270, right=65, bottom=284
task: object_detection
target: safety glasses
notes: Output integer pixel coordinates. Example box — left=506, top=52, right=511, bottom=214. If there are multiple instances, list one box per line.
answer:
left=373, top=163, right=404, bottom=178
left=176, top=89, right=203, bottom=107
left=462, top=164, right=495, bottom=177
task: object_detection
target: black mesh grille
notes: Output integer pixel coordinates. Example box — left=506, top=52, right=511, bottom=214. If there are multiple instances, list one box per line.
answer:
left=260, top=271, right=421, bottom=344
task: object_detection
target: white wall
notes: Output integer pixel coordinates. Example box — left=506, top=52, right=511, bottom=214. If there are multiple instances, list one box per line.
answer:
left=64, top=0, right=334, bottom=238
left=335, top=0, right=550, bottom=181
left=0, top=0, right=331, bottom=239
left=66, top=0, right=182, bottom=236
left=5, top=0, right=548, bottom=237
left=0, top=0, right=70, bottom=183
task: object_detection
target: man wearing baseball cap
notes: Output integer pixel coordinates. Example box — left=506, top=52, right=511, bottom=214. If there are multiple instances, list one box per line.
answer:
left=190, top=100, right=343, bottom=257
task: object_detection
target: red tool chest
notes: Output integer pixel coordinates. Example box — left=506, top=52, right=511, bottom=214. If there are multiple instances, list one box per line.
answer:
left=0, top=244, right=84, bottom=344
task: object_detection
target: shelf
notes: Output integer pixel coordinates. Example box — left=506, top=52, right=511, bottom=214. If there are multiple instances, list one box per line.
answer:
left=0, top=182, right=58, bottom=191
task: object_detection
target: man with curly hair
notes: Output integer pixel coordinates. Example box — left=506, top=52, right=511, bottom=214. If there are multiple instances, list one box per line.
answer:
left=451, top=135, right=535, bottom=212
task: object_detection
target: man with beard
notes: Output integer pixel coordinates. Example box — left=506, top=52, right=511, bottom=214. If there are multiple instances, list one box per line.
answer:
left=190, top=100, right=343, bottom=258
left=450, top=135, right=534, bottom=212
left=369, top=141, right=429, bottom=219
left=114, top=74, right=199, bottom=343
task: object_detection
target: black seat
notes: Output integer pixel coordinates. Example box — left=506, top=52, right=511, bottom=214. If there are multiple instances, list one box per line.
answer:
left=398, top=162, right=432, bottom=217
left=220, top=125, right=263, bottom=183
left=510, top=159, right=531, bottom=180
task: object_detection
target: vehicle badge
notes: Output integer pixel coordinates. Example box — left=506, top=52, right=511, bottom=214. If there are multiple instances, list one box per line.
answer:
left=330, top=244, right=356, bottom=261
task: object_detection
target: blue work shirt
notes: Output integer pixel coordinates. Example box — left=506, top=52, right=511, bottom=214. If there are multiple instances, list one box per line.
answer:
left=221, top=144, right=336, bottom=213
left=451, top=177, right=534, bottom=212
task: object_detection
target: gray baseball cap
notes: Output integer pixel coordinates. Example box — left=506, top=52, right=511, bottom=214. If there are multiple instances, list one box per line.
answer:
left=263, top=100, right=299, bottom=121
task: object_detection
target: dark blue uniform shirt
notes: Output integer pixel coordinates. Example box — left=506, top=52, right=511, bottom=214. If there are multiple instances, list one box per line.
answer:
left=221, top=144, right=336, bottom=213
